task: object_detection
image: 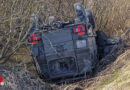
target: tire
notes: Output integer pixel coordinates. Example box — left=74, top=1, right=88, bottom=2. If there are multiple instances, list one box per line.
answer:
left=32, top=56, right=42, bottom=76
left=96, top=31, right=108, bottom=58
left=85, top=9, right=95, bottom=29
left=96, top=30, right=108, bottom=46
left=32, top=56, right=50, bottom=80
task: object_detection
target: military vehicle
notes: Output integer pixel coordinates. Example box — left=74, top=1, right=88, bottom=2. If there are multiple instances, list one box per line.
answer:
left=27, top=2, right=120, bottom=82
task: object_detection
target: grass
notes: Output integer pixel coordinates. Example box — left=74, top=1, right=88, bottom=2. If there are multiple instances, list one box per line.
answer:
left=97, top=70, right=119, bottom=90
left=97, top=51, right=130, bottom=90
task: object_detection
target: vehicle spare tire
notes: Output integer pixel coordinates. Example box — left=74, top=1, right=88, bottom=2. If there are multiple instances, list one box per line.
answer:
left=85, top=9, right=95, bottom=29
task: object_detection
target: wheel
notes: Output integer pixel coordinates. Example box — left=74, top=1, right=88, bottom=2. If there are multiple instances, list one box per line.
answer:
left=96, top=31, right=108, bottom=59
left=85, top=9, right=95, bottom=29
left=74, top=2, right=87, bottom=23
left=96, top=30, right=108, bottom=46
left=32, top=56, right=42, bottom=76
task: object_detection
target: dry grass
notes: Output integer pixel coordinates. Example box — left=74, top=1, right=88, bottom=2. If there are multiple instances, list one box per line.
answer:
left=99, top=49, right=130, bottom=90
left=0, top=64, right=58, bottom=90
left=86, top=0, right=130, bottom=36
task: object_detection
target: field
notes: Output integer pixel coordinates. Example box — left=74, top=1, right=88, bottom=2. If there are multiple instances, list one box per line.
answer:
left=0, top=0, right=130, bottom=90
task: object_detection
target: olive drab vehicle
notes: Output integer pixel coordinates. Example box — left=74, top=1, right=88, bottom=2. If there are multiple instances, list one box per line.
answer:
left=27, top=2, right=120, bottom=82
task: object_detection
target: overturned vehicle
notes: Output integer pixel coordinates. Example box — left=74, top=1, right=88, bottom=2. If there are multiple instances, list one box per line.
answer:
left=27, top=3, right=120, bottom=82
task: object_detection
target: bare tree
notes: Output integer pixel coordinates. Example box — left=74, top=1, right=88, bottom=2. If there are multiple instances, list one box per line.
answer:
left=0, top=0, right=45, bottom=62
